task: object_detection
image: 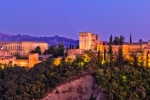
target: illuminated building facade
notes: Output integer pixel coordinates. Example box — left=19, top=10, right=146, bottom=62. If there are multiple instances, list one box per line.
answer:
left=79, top=32, right=99, bottom=51
left=78, top=32, right=150, bottom=67
left=0, top=41, right=48, bottom=55
left=0, top=41, right=48, bottom=67
left=0, top=48, right=16, bottom=65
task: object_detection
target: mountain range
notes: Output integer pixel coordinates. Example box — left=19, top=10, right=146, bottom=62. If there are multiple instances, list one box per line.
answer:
left=0, top=33, right=79, bottom=47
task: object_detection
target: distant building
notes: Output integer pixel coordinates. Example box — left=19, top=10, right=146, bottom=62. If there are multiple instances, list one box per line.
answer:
left=0, top=48, right=16, bottom=65
left=0, top=41, right=48, bottom=68
left=0, top=41, right=48, bottom=55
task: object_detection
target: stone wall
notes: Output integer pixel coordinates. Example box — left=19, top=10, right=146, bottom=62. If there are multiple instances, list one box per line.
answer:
left=67, top=49, right=84, bottom=58
left=42, top=75, right=104, bottom=100
left=16, top=59, right=29, bottom=67
left=16, top=53, right=40, bottom=67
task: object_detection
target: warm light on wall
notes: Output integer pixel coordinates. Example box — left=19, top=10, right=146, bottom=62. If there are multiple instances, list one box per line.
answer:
left=54, top=58, right=61, bottom=66
left=20, top=62, right=27, bottom=66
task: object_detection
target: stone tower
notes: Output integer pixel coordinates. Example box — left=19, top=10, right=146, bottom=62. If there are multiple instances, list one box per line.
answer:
left=79, top=32, right=99, bottom=51
left=28, top=53, right=39, bottom=67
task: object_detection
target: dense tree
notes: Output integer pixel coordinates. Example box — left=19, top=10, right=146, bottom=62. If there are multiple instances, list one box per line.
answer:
left=43, top=43, right=64, bottom=57
left=35, top=46, right=42, bottom=55
left=119, top=35, right=125, bottom=45
left=57, top=43, right=64, bottom=57
left=97, top=50, right=100, bottom=60
left=94, top=64, right=150, bottom=100
left=84, top=50, right=98, bottom=65
left=139, top=39, right=143, bottom=43
left=117, top=45, right=124, bottom=69
left=46, top=45, right=57, bottom=56
left=31, top=46, right=42, bottom=55
left=113, top=36, right=120, bottom=45
left=147, top=51, right=149, bottom=68
left=131, top=53, right=138, bottom=67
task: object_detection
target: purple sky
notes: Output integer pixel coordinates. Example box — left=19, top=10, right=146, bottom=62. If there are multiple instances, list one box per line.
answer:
left=0, top=0, right=150, bottom=42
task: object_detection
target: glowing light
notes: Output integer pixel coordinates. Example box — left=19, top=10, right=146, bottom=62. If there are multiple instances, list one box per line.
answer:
left=54, top=58, right=61, bottom=66
left=1, top=65, right=4, bottom=69
left=78, top=61, right=85, bottom=67
left=122, top=75, right=127, bottom=82
left=101, top=60, right=104, bottom=65
left=83, top=54, right=90, bottom=62
left=20, top=62, right=26, bottom=66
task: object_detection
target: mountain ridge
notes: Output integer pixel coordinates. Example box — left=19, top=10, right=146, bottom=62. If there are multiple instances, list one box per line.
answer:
left=0, top=33, right=79, bottom=47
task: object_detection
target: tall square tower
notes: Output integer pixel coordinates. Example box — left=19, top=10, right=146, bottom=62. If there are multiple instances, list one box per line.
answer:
left=79, top=32, right=99, bottom=51
left=79, top=32, right=92, bottom=50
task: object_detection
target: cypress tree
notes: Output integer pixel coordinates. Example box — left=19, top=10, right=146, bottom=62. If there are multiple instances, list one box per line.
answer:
left=62, top=52, right=66, bottom=61
left=109, top=34, right=114, bottom=69
left=133, top=54, right=138, bottom=67
left=104, top=47, right=106, bottom=61
left=98, top=50, right=100, bottom=59
left=35, top=46, right=41, bottom=55
left=147, top=51, right=149, bottom=68
left=118, top=45, right=124, bottom=69
left=120, top=35, right=125, bottom=45
left=110, top=34, right=113, bottom=45
left=130, top=33, right=132, bottom=43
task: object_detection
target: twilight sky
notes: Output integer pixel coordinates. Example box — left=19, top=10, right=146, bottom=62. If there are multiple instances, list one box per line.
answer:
left=0, top=0, right=150, bottom=42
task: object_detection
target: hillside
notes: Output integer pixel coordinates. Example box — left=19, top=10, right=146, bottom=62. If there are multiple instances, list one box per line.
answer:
left=0, top=33, right=79, bottom=47
left=42, top=75, right=104, bottom=100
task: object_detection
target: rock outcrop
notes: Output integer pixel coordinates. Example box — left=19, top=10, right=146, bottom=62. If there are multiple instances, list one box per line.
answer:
left=42, top=75, right=104, bottom=100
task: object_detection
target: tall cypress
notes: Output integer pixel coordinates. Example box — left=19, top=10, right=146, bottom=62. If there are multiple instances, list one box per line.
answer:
left=133, top=54, right=138, bottom=67
left=98, top=50, right=100, bottom=59
left=147, top=51, right=149, bottom=68
left=118, top=45, right=124, bottom=69
left=110, top=34, right=113, bottom=45
left=109, top=34, right=114, bottom=69
left=104, top=47, right=106, bottom=61
left=130, top=33, right=132, bottom=43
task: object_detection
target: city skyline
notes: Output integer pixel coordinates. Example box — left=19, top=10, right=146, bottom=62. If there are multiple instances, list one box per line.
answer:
left=0, top=0, right=150, bottom=42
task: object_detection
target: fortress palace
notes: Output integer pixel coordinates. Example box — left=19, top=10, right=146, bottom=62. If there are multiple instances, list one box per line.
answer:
left=67, top=32, right=150, bottom=67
